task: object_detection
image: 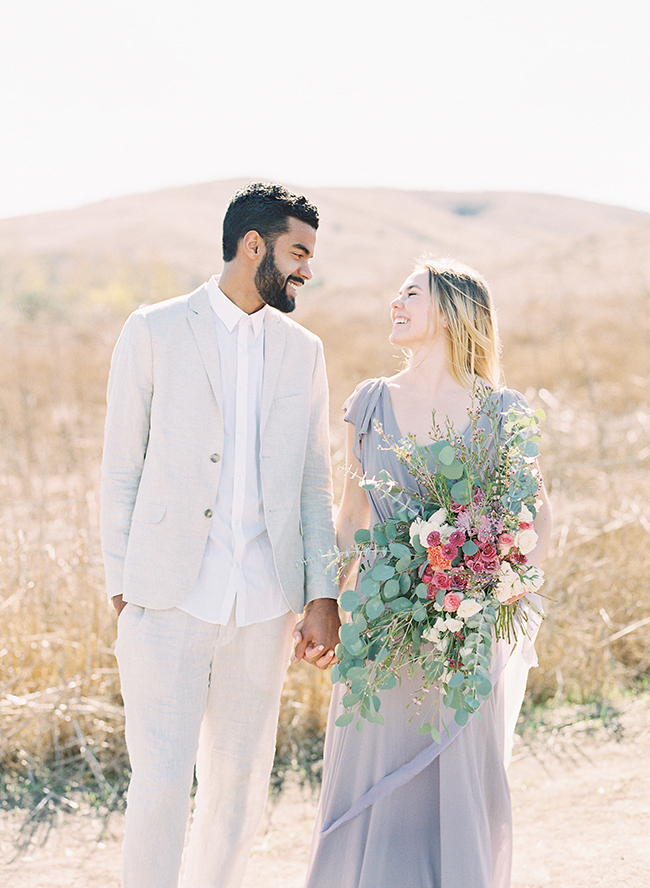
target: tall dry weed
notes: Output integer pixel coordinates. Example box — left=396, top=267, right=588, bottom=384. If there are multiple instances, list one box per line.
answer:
left=0, top=261, right=648, bottom=803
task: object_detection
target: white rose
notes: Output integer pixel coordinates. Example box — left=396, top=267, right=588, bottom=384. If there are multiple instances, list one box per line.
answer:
left=417, top=508, right=449, bottom=548
left=457, top=599, right=483, bottom=619
left=445, top=617, right=463, bottom=633
left=519, top=504, right=535, bottom=524
left=515, top=527, right=538, bottom=555
left=497, top=564, right=545, bottom=602
left=422, top=626, right=440, bottom=644
left=496, top=562, right=517, bottom=602
left=521, top=565, right=545, bottom=593
left=408, top=518, right=426, bottom=545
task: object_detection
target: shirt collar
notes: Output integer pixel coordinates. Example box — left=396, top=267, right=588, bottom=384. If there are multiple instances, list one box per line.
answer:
left=207, top=276, right=266, bottom=338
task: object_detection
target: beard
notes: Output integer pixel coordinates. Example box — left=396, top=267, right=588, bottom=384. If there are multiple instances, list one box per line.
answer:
left=254, top=244, right=299, bottom=313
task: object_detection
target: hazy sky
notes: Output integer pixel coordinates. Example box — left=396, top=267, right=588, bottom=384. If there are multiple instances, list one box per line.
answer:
left=1, top=0, right=649, bottom=219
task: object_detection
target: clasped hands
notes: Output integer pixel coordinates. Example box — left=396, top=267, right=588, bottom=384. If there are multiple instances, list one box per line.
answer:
left=292, top=598, right=340, bottom=670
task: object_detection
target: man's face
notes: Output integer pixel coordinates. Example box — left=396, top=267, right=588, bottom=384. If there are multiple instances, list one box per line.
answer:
left=254, top=218, right=316, bottom=313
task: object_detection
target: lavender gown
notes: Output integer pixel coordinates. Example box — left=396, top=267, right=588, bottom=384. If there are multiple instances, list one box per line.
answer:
left=304, top=379, right=542, bottom=888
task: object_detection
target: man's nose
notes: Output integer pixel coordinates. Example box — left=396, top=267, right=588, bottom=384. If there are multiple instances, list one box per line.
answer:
left=300, top=260, right=313, bottom=281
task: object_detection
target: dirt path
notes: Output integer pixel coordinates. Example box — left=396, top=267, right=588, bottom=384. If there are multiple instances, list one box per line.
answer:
left=2, top=696, right=648, bottom=887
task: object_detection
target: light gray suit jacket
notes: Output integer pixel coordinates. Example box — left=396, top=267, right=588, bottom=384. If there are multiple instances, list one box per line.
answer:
left=100, top=284, right=338, bottom=612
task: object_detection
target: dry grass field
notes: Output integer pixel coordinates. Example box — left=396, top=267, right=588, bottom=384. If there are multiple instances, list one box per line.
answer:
left=0, top=181, right=648, bottom=813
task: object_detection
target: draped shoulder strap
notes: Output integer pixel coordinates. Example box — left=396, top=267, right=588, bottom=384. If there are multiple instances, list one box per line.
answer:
left=343, top=377, right=386, bottom=462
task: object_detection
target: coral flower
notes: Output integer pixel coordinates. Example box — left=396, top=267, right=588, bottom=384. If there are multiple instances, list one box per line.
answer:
left=428, top=545, right=453, bottom=571
left=443, top=592, right=462, bottom=612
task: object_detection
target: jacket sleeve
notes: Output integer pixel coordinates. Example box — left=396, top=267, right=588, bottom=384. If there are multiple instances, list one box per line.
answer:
left=99, top=310, right=153, bottom=601
left=300, top=339, right=338, bottom=604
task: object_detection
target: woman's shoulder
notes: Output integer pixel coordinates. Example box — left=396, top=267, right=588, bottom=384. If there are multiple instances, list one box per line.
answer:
left=479, top=384, right=530, bottom=415
left=494, top=386, right=531, bottom=414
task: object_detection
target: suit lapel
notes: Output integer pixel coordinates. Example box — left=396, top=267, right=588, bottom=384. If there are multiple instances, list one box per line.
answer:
left=261, top=311, right=287, bottom=433
left=187, top=287, right=223, bottom=407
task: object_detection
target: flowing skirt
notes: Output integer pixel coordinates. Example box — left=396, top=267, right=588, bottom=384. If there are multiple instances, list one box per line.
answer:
left=304, top=612, right=540, bottom=888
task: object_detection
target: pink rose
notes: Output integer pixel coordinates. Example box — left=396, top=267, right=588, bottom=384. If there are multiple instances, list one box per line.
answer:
left=450, top=569, right=469, bottom=589
left=480, top=542, right=497, bottom=560
left=499, top=533, right=515, bottom=553
left=518, top=521, right=534, bottom=530
left=480, top=557, right=500, bottom=574
left=443, top=592, right=462, bottom=612
left=426, top=583, right=437, bottom=600
left=433, top=571, right=452, bottom=590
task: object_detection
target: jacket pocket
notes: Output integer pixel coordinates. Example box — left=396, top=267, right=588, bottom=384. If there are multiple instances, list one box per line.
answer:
left=131, top=499, right=167, bottom=524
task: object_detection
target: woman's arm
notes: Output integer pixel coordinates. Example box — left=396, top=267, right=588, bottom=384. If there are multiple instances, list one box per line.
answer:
left=336, top=422, right=371, bottom=593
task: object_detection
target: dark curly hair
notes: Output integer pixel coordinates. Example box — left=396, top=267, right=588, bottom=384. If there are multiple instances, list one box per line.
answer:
left=222, top=182, right=319, bottom=262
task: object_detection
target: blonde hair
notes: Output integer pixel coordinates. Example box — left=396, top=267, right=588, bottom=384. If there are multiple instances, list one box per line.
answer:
left=414, top=257, right=503, bottom=389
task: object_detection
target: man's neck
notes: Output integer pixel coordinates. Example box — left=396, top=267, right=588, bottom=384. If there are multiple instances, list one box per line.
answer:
left=217, top=266, right=264, bottom=315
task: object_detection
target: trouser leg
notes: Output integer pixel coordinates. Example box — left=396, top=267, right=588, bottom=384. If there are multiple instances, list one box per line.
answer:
left=116, top=605, right=216, bottom=888
left=180, top=611, right=295, bottom=888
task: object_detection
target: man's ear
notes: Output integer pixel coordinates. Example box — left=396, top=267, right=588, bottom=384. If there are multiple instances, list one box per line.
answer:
left=240, top=230, right=265, bottom=261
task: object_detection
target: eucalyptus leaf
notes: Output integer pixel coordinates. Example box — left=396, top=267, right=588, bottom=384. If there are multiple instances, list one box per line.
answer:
left=440, top=461, right=464, bottom=480
left=339, top=588, right=361, bottom=612
left=342, top=692, right=361, bottom=707
left=354, top=528, right=371, bottom=543
left=339, top=623, right=360, bottom=646
left=438, top=444, right=456, bottom=466
left=411, top=536, right=426, bottom=555
left=390, top=542, right=411, bottom=559
left=382, top=578, right=400, bottom=600
left=379, top=673, right=397, bottom=690
left=335, top=712, right=353, bottom=727
left=451, top=479, right=472, bottom=504
left=372, top=563, right=395, bottom=582
left=384, top=520, right=399, bottom=539
left=454, top=708, right=469, bottom=726
left=359, top=574, right=380, bottom=597
left=365, top=596, right=385, bottom=620
left=462, top=539, right=479, bottom=556
left=390, top=596, right=413, bottom=612
left=395, top=555, right=413, bottom=572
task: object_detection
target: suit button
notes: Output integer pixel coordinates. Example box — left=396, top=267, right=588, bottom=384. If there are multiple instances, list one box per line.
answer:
left=204, top=509, right=213, bottom=518
left=210, top=453, right=220, bottom=463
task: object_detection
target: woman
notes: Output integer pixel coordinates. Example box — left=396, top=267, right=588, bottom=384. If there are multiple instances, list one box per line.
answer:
left=304, top=259, right=552, bottom=888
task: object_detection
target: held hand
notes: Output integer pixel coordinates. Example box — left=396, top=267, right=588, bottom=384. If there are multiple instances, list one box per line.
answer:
left=292, top=598, right=340, bottom=670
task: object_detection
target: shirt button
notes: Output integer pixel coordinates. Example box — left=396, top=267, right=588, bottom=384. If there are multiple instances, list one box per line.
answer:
left=204, top=509, right=213, bottom=518
left=210, top=453, right=220, bottom=463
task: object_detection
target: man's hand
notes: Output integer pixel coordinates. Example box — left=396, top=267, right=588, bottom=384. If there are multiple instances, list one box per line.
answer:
left=112, top=594, right=128, bottom=617
left=292, top=598, right=340, bottom=669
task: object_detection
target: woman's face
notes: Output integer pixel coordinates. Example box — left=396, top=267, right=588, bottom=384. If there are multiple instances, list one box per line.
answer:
left=389, top=270, right=442, bottom=349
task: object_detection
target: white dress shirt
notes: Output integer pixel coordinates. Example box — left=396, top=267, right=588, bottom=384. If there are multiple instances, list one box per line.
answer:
left=177, top=277, right=289, bottom=626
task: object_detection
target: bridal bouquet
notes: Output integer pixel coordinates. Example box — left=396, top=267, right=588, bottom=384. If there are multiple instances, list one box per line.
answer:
left=331, top=389, right=545, bottom=738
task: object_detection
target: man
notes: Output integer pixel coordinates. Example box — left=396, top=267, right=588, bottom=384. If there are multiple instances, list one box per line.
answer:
left=100, top=183, right=340, bottom=888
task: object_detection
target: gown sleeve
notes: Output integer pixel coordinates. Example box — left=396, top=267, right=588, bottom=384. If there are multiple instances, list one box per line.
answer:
left=342, top=378, right=384, bottom=462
